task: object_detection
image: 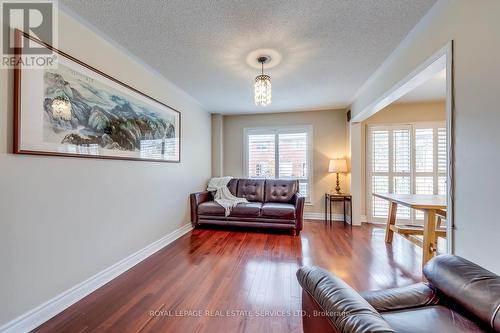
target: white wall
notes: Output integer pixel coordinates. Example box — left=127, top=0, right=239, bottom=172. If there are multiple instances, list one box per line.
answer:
left=350, top=0, right=500, bottom=273
left=0, top=9, right=211, bottom=326
left=363, top=101, right=446, bottom=124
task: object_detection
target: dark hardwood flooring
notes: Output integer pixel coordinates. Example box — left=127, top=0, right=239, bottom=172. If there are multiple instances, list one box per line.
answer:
left=34, top=221, right=426, bottom=333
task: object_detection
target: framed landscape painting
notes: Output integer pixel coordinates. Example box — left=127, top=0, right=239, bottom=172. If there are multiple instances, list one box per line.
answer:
left=14, top=30, right=181, bottom=162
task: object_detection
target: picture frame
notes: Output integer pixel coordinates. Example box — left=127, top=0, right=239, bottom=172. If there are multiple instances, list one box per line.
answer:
left=14, top=29, right=181, bottom=163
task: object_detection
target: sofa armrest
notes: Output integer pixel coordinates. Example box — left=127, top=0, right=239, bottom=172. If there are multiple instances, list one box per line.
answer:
left=190, top=191, right=212, bottom=225
left=297, top=266, right=395, bottom=333
left=361, top=283, right=439, bottom=313
left=423, top=254, right=500, bottom=331
left=293, top=192, right=305, bottom=231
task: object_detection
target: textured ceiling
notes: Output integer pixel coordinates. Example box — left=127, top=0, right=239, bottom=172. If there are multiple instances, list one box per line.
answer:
left=60, top=0, right=437, bottom=114
left=397, top=69, right=446, bottom=103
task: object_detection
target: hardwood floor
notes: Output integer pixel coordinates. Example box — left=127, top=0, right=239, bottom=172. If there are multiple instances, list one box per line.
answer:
left=34, top=221, right=425, bottom=333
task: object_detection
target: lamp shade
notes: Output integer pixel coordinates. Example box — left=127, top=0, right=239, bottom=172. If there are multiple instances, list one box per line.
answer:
left=328, top=159, right=348, bottom=173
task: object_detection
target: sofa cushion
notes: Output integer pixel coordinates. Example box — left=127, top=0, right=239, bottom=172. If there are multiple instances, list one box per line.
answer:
left=382, top=306, right=485, bottom=333
left=261, top=202, right=295, bottom=219
left=237, top=179, right=265, bottom=202
left=229, top=202, right=262, bottom=217
left=264, top=179, right=298, bottom=203
left=198, top=201, right=225, bottom=216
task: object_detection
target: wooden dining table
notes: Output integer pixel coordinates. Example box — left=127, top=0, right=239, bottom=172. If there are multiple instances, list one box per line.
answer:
left=372, top=193, right=447, bottom=267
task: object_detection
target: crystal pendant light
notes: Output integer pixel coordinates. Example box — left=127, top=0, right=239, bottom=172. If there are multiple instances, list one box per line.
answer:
left=254, top=56, right=272, bottom=106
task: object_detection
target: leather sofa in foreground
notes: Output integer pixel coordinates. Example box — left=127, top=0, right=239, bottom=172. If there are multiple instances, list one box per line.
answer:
left=297, top=255, right=500, bottom=333
left=190, top=178, right=305, bottom=235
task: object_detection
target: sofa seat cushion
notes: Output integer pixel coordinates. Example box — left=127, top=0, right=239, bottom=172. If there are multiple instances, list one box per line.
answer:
left=198, top=201, right=225, bottom=216
left=382, top=306, right=486, bottom=333
left=261, top=203, right=295, bottom=219
left=229, top=202, right=262, bottom=217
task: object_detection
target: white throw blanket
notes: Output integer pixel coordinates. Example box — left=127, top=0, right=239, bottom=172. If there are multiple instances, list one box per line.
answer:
left=207, top=177, right=248, bottom=216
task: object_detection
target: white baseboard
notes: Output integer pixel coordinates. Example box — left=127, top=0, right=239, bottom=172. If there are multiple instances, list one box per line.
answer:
left=304, top=212, right=350, bottom=223
left=0, top=223, right=193, bottom=333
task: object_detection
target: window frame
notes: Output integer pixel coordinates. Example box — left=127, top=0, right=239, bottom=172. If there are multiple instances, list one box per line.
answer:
left=243, top=125, right=313, bottom=203
left=366, top=121, right=446, bottom=224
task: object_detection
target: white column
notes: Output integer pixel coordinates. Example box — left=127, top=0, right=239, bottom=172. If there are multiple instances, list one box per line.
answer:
left=211, top=114, right=224, bottom=177
left=348, top=122, right=365, bottom=226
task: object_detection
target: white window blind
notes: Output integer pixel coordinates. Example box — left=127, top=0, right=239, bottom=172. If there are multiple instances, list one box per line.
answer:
left=367, top=122, right=446, bottom=224
left=245, top=126, right=312, bottom=201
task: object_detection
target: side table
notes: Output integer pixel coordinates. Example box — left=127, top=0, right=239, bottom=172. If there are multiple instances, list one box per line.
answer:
left=324, top=193, right=352, bottom=227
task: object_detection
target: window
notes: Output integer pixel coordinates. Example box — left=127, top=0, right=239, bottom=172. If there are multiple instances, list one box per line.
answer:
left=245, top=126, right=312, bottom=202
left=367, top=123, right=446, bottom=223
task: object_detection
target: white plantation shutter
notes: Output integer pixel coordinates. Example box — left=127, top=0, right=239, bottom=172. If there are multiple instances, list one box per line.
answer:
left=247, top=134, right=275, bottom=178
left=413, top=124, right=447, bottom=220
left=415, top=176, right=434, bottom=220
left=372, top=131, right=389, bottom=172
left=393, top=130, right=410, bottom=173
left=245, top=127, right=312, bottom=201
left=415, top=128, right=434, bottom=172
left=278, top=133, right=307, bottom=178
left=393, top=129, right=411, bottom=219
left=369, top=127, right=412, bottom=220
left=370, top=130, right=390, bottom=218
left=438, top=176, right=447, bottom=195
left=279, top=132, right=309, bottom=198
left=437, top=127, right=447, bottom=196
left=415, top=177, right=434, bottom=194
left=437, top=128, right=447, bottom=173
left=299, top=182, right=309, bottom=198
left=394, top=176, right=411, bottom=219
left=372, top=176, right=389, bottom=218
left=368, top=123, right=446, bottom=224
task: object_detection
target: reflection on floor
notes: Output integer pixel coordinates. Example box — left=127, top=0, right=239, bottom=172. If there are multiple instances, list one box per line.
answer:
left=34, top=221, right=425, bottom=333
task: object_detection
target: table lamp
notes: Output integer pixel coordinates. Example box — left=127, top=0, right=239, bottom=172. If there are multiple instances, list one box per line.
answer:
left=328, top=159, right=348, bottom=194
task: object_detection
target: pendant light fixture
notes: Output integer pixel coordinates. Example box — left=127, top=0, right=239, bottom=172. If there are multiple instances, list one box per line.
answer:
left=254, top=56, right=272, bottom=106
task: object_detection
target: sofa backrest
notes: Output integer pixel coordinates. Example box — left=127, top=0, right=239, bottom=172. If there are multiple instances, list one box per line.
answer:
left=227, top=178, right=238, bottom=196
left=264, top=179, right=299, bottom=203
left=231, top=178, right=299, bottom=203
left=423, top=254, right=500, bottom=331
left=236, top=179, right=265, bottom=202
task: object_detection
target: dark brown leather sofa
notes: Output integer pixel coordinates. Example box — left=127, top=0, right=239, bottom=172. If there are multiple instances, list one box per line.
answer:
left=297, top=255, right=500, bottom=333
left=190, top=178, right=305, bottom=235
